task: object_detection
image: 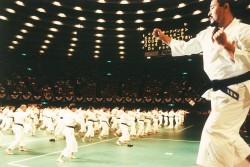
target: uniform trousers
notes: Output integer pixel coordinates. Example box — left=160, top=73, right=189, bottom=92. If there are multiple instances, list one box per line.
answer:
left=118, top=124, right=130, bottom=142
left=197, top=84, right=250, bottom=167
left=85, top=121, right=94, bottom=138
left=8, top=124, right=25, bottom=150
left=61, top=126, right=78, bottom=157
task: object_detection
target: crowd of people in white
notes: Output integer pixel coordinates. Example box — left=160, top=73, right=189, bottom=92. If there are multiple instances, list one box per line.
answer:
left=0, top=104, right=189, bottom=162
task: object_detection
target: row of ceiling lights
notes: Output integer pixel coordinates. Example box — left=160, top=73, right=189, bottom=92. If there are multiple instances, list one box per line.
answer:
left=2, top=0, right=248, bottom=60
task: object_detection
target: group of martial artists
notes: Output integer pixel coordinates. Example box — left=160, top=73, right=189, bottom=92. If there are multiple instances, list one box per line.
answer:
left=0, top=104, right=189, bottom=162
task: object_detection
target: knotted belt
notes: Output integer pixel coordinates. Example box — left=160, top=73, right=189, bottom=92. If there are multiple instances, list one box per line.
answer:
left=195, top=71, right=250, bottom=103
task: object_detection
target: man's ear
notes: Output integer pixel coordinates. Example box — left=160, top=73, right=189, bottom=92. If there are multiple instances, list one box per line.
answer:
left=224, top=3, right=229, bottom=10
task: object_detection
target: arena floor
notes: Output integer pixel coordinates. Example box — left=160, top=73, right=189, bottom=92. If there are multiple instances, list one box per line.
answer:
left=1, top=116, right=249, bottom=167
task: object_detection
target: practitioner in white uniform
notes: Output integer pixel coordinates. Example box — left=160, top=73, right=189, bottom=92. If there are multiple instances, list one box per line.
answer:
left=168, top=109, right=174, bottom=129
left=152, top=107, right=159, bottom=133
left=5, top=104, right=28, bottom=155
left=82, top=107, right=97, bottom=143
left=98, top=108, right=111, bottom=139
left=174, top=110, right=180, bottom=129
left=158, top=108, right=164, bottom=127
left=76, top=107, right=87, bottom=137
left=54, top=107, right=66, bottom=140
left=116, top=108, right=130, bottom=146
left=163, top=110, right=169, bottom=126
left=1, top=106, right=15, bottom=132
left=57, top=103, right=79, bottom=163
left=153, top=0, right=250, bottom=166
left=128, top=109, right=137, bottom=139
left=136, top=109, right=146, bottom=138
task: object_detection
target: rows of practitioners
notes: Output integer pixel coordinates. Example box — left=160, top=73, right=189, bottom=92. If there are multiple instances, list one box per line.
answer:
left=0, top=104, right=189, bottom=162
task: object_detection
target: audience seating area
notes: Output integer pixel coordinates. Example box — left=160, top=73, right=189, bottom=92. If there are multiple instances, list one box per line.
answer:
left=0, top=71, right=210, bottom=107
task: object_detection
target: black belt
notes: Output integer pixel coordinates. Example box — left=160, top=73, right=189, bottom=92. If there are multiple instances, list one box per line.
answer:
left=121, top=123, right=129, bottom=127
left=211, top=71, right=250, bottom=91
left=102, top=121, right=110, bottom=126
left=197, top=71, right=250, bottom=101
left=66, top=126, right=75, bottom=129
left=14, top=123, right=24, bottom=127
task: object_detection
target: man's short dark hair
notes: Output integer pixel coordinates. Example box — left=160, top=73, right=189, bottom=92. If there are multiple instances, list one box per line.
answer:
left=217, top=0, right=235, bottom=15
left=69, top=103, right=76, bottom=109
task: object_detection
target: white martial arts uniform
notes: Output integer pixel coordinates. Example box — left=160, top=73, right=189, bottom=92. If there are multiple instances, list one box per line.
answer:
left=84, top=109, right=97, bottom=139
left=54, top=108, right=66, bottom=138
left=168, top=110, right=174, bottom=129
left=99, top=109, right=111, bottom=138
left=136, top=111, right=145, bottom=137
left=117, top=111, right=130, bottom=143
left=163, top=111, right=169, bottom=126
left=170, top=18, right=250, bottom=167
left=6, top=107, right=28, bottom=152
left=60, top=109, right=79, bottom=158
left=1, top=107, right=14, bottom=132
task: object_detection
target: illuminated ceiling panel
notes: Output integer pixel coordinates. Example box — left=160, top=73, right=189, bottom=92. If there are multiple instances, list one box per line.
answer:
left=0, top=0, right=248, bottom=63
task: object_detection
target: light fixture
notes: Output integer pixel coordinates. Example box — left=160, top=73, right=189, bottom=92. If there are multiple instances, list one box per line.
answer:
left=136, top=10, right=144, bottom=14
left=154, top=18, right=162, bottom=22
left=52, top=21, right=63, bottom=25
left=24, top=23, right=34, bottom=27
left=58, top=13, right=66, bottom=17
left=52, top=1, right=61, bottom=6
left=6, top=8, right=16, bottom=13
left=173, top=15, right=182, bottom=19
left=37, top=8, right=46, bottom=13
left=193, top=10, right=202, bottom=15
left=74, top=6, right=83, bottom=11
left=78, top=17, right=86, bottom=21
left=0, top=15, right=8, bottom=20
left=116, top=19, right=124, bottom=24
left=97, top=18, right=105, bottom=23
left=116, top=11, right=124, bottom=15
left=95, top=9, right=103, bottom=14
left=120, top=0, right=129, bottom=4
left=16, top=35, right=23, bottom=39
left=15, top=1, right=25, bottom=6
left=20, top=29, right=28, bottom=33
left=178, top=3, right=186, bottom=8
left=157, top=8, right=165, bottom=12
left=135, top=19, right=143, bottom=23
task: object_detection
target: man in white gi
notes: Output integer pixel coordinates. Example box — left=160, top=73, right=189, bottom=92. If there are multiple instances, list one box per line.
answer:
left=82, top=107, right=97, bottom=143
left=153, top=0, right=250, bottom=166
left=116, top=108, right=130, bottom=146
left=1, top=106, right=15, bottom=132
left=98, top=108, right=111, bottom=139
left=5, top=104, right=28, bottom=155
left=57, top=103, right=79, bottom=163
left=168, top=109, right=175, bottom=130
left=54, top=107, right=66, bottom=140
left=163, top=110, right=169, bottom=127
left=136, top=109, right=146, bottom=138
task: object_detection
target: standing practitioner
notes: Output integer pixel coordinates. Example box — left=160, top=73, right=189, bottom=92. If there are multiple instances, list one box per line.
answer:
left=168, top=109, right=174, bottom=130
left=153, top=0, right=250, bottom=166
left=5, top=104, right=28, bottom=155
left=57, top=103, right=79, bottom=163
left=116, top=108, right=130, bottom=146
left=82, top=107, right=97, bottom=143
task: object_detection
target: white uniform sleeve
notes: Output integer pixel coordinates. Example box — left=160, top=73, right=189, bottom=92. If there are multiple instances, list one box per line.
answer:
left=169, top=31, right=204, bottom=56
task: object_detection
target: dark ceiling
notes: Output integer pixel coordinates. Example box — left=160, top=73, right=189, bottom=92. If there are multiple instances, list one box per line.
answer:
left=0, top=0, right=249, bottom=76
